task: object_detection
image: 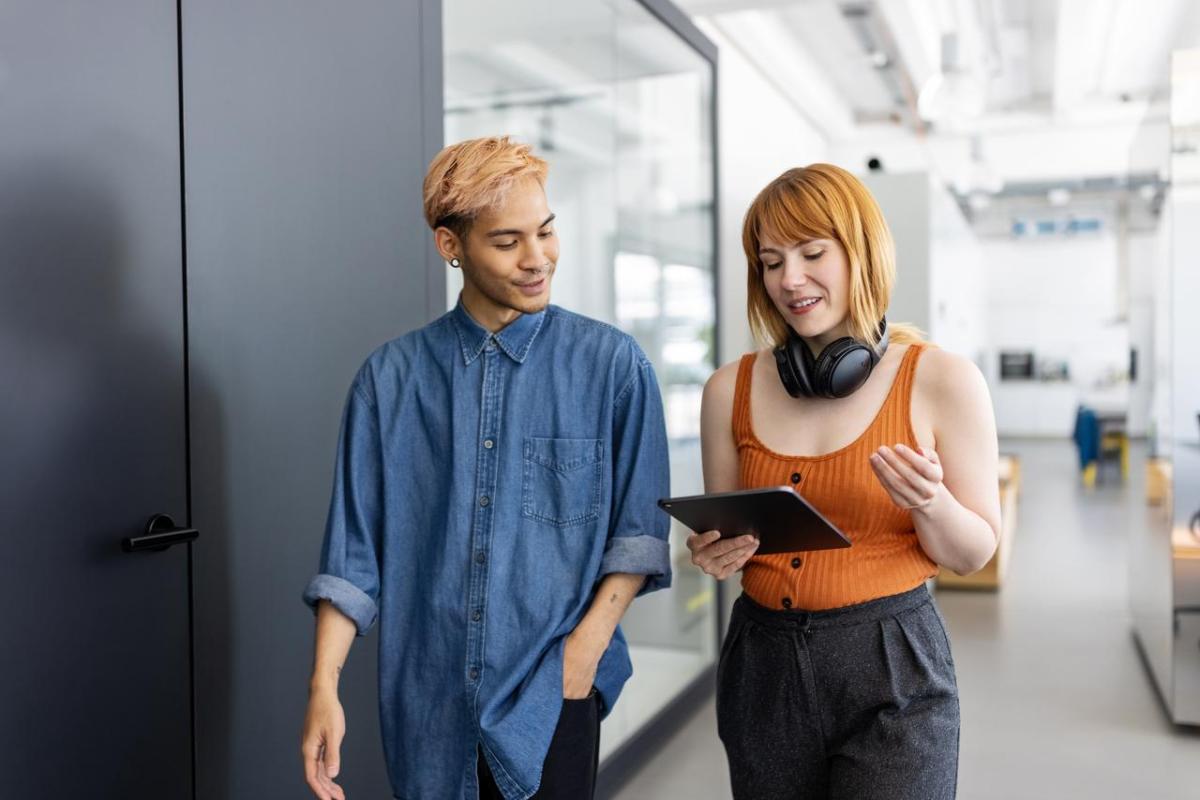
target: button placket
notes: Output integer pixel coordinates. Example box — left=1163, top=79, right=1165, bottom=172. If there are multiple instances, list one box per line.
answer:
left=465, top=345, right=501, bottom=691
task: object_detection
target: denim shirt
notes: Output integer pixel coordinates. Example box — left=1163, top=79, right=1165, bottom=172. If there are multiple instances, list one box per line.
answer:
left=303, top=300, right=672, bottom=800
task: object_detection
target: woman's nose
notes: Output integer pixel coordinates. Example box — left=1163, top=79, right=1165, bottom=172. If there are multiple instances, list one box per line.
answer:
left=780, top=259, right=808, bottom=290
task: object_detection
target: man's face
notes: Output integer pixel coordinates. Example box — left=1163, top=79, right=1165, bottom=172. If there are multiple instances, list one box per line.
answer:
left=459, top=177, right=558, bottom=316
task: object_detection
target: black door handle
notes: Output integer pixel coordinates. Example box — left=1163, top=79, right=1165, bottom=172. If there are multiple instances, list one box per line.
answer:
left=122, top=513, right=199, bottom=553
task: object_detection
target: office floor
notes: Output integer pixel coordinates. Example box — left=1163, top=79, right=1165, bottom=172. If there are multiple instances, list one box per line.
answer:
left=611, top=439, right=1200, bottom=799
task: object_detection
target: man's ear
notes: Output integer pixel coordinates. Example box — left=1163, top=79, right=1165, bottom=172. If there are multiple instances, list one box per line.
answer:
left=434, top=226, right=462, bottom=264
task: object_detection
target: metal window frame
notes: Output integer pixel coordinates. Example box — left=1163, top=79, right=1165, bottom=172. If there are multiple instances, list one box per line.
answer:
left=595, top=1, right=723, bottom=795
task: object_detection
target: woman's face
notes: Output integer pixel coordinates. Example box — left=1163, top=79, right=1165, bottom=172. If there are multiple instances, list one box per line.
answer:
left=759, top=234, right=852, bottom=349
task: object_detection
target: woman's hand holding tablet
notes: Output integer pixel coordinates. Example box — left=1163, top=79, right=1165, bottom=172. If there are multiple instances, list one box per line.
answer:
left=686, top=530, right=760, bottom=580
left=660, top=487, right=851, bottom=572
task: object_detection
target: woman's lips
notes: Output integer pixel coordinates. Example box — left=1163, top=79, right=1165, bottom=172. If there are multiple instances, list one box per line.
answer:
left=787, top=297, right=821, bottom=315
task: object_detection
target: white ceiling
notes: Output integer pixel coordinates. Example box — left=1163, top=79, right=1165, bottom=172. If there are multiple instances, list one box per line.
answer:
left=677, top=0, right=1200, bottom=133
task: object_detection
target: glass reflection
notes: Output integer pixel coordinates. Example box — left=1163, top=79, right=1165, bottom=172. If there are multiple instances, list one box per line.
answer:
left=443, top=0, right=718, bottom=759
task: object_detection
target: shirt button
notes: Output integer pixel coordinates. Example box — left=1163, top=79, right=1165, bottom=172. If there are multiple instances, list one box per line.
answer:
left=475, top=551, right=486, bottom=565
left=483, top=439, right=494, bottom=449
left=791, top=472, right=802, bottom=484
left=485, top=340, right=496, bottom=352
left=469, top=667, right=480, bottom=681
left=471, top=609, right=482, bottom=622
left=781, top=597, right=793, bottom=609
left=479, top=496, right=490, bottom=507
left=791, top=557, right=803, bottom=569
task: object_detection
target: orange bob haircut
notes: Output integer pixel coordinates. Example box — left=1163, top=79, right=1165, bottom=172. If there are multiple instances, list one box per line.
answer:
left=422, top=136, right=549, bottom=235
left=741, top=163, right=922, bottom=351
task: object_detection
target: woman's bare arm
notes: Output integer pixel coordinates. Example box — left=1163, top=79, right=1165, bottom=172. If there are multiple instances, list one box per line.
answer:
left=689, top=360, right=760, bottom=579
left=872, top=349, right=1001, bottom=575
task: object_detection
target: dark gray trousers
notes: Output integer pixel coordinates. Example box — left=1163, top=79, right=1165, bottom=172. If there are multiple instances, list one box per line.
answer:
left=717, top=586, right=960, bottom=800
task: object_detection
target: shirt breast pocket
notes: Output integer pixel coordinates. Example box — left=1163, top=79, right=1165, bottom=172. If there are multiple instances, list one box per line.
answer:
left=522, top=437, right=604, bottom=528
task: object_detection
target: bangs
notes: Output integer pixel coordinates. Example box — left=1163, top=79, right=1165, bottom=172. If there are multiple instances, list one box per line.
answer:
left=747, top=173, right=836, bottom=253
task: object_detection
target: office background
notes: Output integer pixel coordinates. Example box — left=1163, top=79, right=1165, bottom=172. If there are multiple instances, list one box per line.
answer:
left=2, top=0, right=1199, bottom=798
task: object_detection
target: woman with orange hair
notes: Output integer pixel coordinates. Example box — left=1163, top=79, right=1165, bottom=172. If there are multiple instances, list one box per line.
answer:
left=688, top=164, right=1000, bottom=799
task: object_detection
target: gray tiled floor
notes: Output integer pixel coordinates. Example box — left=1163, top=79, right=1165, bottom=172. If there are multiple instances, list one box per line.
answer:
left=612, top=440, right=1200, bottom=799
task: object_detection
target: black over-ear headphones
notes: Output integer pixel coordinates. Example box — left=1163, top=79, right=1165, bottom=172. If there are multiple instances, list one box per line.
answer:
left=773, top=318, right=889, bottom=399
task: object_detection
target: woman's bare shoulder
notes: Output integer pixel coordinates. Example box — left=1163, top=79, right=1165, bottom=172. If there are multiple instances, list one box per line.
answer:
left=913, top=346, right=990, bottom=411
left=704, top=351, right=770, bottom=407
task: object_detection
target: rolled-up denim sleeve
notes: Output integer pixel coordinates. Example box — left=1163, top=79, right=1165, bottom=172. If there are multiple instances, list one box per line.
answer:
left=601, top=353, right=672, bottom=595
left=302, top=381, right=383, bottom=636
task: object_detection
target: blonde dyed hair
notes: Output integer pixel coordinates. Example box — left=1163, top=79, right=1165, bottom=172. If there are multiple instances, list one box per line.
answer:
left=742, top=163, right=923, bottom=351
left=423, top=136, right=549, bottom=234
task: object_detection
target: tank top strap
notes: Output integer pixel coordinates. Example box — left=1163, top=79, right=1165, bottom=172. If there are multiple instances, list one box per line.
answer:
left=731, top=353, right=758, bottom=444
left=889, top=342, right=933, bottom=429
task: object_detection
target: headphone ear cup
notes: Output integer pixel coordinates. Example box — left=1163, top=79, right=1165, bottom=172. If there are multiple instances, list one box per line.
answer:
left=774, top=333, right=816, bottom=398
left=815, top=338, right=872, bottom=398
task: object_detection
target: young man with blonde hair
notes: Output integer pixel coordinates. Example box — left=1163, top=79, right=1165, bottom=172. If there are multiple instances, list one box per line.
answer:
left=300, top=136, right=671, bottom=800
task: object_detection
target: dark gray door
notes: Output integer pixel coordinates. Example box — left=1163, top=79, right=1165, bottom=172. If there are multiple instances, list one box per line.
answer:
left=182, top=1, right=443, bottom=797
left=0, top=2, right=192, bottom=798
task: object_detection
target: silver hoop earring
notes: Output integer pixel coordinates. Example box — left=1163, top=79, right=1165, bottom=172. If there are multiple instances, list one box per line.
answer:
left=450, top=258, right=460, bottom=268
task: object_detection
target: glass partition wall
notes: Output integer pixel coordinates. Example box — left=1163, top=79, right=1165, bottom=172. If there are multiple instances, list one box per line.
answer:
left=443, top=0, right=719, bottom=763
left=1129, top=47, right=1200, bottom=726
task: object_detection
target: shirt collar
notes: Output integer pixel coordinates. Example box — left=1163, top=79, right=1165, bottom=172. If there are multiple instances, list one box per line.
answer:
left=451, top=297, right=548, bottom=365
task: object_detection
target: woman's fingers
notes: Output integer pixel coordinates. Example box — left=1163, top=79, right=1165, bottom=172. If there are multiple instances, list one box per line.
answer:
left=715, top=539, right=759, bottom=569
left=875, top=446, right=927, bottom=488
left=895, top=444, right=943, bottom=482
left=686, top=530, right=721, bottom=553
left=869, top=450, right=922, bottom=507
left=690, top=533, right=754, bottom=562
left=690, top=531, right=758, bottom=577
left=717, top=548, right=758, bottom=579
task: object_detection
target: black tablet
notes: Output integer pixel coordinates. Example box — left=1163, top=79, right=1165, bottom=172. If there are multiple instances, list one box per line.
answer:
left=658, top=487, right=851, bottom=555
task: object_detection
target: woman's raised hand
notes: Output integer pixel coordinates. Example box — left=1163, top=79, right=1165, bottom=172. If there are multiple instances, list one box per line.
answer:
left=686, top=530, right=760, bottom=580
left=868, top=443, right=946, bottom=511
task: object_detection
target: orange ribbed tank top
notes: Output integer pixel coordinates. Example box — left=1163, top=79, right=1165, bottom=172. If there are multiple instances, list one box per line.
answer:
left=734, top=343, right=938, bottom=611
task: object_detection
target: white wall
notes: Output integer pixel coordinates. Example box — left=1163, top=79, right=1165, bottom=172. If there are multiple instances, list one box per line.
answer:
left=982, top=234, right=1136, bottom=437
left=929, top=181, right=986, bottom=361
left=863, top=172, right=932, bottom=334
left=697, top=19, right=829, bottom=364
left=862, top=172, right=986, bottom=361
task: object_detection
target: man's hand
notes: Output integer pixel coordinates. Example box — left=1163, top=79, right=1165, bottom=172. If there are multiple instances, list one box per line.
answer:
left=562, top=628, right=605, bottom=700
left=301, top=687, right=347, bottom=800
left=302, top=601, right=357, bottom=800
left=562, top=573, right=645, bottom=700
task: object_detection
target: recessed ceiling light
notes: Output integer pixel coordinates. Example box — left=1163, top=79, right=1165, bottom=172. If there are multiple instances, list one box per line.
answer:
left=1047, top=188, right=1071, bottom=206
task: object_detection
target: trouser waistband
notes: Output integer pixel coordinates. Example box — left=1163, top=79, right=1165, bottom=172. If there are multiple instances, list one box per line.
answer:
left=735, top=584, right=932, bottom=631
